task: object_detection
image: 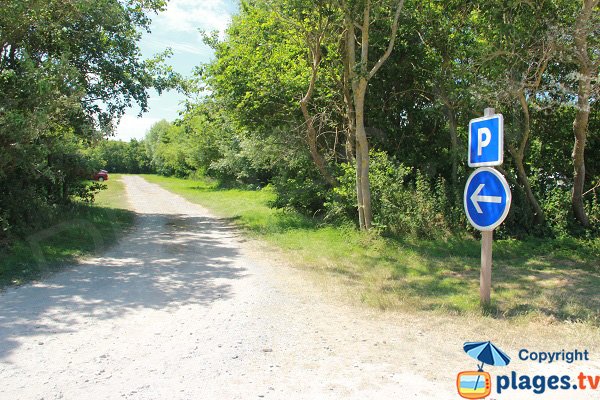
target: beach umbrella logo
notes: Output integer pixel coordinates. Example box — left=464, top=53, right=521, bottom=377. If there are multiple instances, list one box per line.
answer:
left=456, top=341, right=511, bottom=399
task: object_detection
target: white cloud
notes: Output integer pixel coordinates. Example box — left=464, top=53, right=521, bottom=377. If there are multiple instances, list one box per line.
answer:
left=145, top=37, right=208, bottom=55
left=156, top=0, right=232, bottom=35
left=115, top=115, right=162, bottom=141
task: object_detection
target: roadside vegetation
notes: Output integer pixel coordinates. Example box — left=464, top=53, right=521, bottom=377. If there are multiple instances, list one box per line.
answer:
left=145, top=174, right=600, bottom=326
left=129, top=0, right=599, bottom=324
left=0, top=176, right=135, bottom=288
left=0, top=0, right=177, bottom=246
left=134, top=0, right=599, bottom=239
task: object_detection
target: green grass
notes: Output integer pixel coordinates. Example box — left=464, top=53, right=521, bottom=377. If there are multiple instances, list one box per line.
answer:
left=145, top=174, right=600, bottom=325
left=0, top=174, right=136, bottom=288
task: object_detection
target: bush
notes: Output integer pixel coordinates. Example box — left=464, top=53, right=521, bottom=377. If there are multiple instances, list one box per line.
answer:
left=587, top=190, right=600, bottom=230
left=207, top=135, right=270, bottom=185
left=540, top=185, right=573, bottom=238
left=325, top=150, right=461, bottom=239
left=269, top=155, right=329, bottom=215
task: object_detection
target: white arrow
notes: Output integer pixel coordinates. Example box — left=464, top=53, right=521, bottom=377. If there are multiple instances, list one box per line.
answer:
left=470, top=184, right=502, bottom=214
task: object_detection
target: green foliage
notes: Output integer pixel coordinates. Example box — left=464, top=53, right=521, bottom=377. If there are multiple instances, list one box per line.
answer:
left=89, top=139, right=152, bottom=174
left=0, top=0, right=174, bottom=243
left=144, top=102, right=277, bottom=184
left=0, top=175, right=135, bottom=288
left=269, top=155, right=329, bottom=215
left=587, top=191, right=600, bottom=229
left=180, top=101, right=269, bottom=184
left=326, top=151, right=462, bottom=238
left=152, top=0, right=599, bottom=241
left=541, top=186, right=575, bottom=238
left=203, top=2, right=308, bottom=136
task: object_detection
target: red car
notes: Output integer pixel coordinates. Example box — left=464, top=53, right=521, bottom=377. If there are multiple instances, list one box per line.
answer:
left=93, top=170, right=109, bottom=182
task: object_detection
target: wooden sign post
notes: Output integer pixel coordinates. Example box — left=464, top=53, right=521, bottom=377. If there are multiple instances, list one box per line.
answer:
left=480, top=107, right=495, bottom=306
left=480, top=230, right=493, bottom=305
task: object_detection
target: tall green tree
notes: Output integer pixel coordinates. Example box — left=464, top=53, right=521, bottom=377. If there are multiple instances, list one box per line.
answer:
left=0, top=0, right=174, bottom=239
left=342, top=0, right=405, bottom=230
left=569, top=0, right=599, bottom=226
left=186, top=0, right=599, bottom=236
left=409, top=0, right=478, bottom=186
left=269, top=0, right=340, bottom=186
left=472, top=0, right=568, bottom=226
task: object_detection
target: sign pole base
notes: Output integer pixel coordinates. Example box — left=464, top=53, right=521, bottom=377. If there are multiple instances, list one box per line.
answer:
left=480, top=230, right=493, bottom=306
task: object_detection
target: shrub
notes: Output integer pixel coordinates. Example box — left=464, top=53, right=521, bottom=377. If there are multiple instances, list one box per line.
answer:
left=325, top=150, right=460, bottom=239
left=269, top=155, right=329, bottom=215
left=540, top=185, right=573, bottom=238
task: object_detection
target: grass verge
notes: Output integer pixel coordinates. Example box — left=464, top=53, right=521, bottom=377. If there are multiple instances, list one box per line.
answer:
left=0, top=174, right=135, bottom=288
left=144, top=174, right=600, bottom=326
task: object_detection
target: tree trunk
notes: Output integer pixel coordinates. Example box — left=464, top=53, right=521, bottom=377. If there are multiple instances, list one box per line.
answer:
left=355, top=140, right=365, bottom=229
left=300, top=100, right=337, bottom=186
left=344, top=12, right=367, bottom=229
left=8, top=44, right=16, bottom=68
left=342, top=44, right=355, bottom=162
left=572, top=75, right=591, bottom=226
left=509, top=90, right=545, bottom=225
left=445, top=106, right=458, bottom=186
left=437, top=62, right=458, bottom=188
left=342, top=0, right=404, bottom=230
left=509, top=148, right=545, bottom=225
left=354, top=78, right=373, bottom=229
left=570, top=0, right=595, bottom=227
left=299, top=34, right=336, bottom=187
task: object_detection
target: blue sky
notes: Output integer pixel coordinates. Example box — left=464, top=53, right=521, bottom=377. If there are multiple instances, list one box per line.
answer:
left=115, top=0, right=237, bottom=141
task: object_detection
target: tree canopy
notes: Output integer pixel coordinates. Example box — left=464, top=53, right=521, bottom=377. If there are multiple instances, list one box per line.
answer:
left=152, top=0, right=598, bottom=238
left=3, top=0, right=597, bottom=242
left=0, top=0, right=176, bottom=240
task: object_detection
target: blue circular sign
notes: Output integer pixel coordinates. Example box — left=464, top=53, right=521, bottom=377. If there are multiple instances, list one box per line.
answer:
left=464, top=167, right=511, bottom=231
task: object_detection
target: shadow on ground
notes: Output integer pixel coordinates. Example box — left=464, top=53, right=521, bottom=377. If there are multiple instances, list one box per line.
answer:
left=0, top=212, right=245, bottom=360
left=316, top=235, right=600, bottom=324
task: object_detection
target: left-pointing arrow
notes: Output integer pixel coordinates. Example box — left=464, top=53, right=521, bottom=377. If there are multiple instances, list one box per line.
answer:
left=470, top=184, right=502, bottom=214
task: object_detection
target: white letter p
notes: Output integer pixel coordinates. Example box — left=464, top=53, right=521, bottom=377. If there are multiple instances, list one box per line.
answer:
left=477, top=127, right=491, bottom=156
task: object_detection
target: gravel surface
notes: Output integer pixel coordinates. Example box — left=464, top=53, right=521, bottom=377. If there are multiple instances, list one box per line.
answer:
left=1, top=175, right=597, bottom=400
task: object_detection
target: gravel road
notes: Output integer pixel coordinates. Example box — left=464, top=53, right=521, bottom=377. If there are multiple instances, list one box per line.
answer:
left=1, top=175, right=597, bottom=400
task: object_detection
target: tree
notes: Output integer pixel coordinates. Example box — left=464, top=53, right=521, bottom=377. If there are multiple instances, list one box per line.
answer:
left=342, top=0, right=405, bottom=230
left=472, top=1, right=567, bottom=226
left=569, top=0, right=599, bottom=226
left=203, top=1, right=346, bottom=191
left=0, top=0, right=174, bottom=240
left=186, top=0, right=599, bottom=237
left=409, top=0, right=478, bottom=187
left=284, top=1, right=339, bottom=186
left=91, top=139, right=152, bottom=174
left=144, top=120, right=193, bottom=177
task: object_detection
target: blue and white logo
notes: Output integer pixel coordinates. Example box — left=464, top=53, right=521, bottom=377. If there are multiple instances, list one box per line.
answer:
left=464, top=168, right=511, bottom=231
left=468, top=114, right=504, bottom=167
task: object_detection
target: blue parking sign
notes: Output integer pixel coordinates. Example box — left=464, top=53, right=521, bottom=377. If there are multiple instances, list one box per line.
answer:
left=468, top=114, right=503, bottom=167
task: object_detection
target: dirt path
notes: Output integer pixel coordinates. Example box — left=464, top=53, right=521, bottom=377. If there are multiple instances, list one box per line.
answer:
left=1, top=175, right=598, bottom=400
